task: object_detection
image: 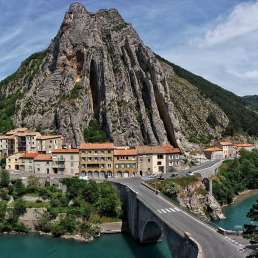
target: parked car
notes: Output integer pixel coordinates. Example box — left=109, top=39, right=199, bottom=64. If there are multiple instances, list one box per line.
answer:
left=170, top=173, right=179, bottom=178
left=186, top=171, right=194, bottom=176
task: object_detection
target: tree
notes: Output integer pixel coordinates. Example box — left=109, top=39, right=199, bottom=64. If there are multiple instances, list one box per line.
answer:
left=243, top=200, right=258, bottom=257
left=0, top=170, right=10, bottom=187
left=12, top=200, right=26, bottom=222
left=13, top=179, right=25, bottom=198
left=83, top=119, right=108, bottom=143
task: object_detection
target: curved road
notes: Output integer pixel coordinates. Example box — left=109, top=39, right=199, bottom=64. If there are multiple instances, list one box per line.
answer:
left=119, top=178, right=248, bottom=258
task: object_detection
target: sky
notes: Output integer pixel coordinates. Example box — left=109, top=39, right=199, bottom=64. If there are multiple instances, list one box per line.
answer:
left=0, top=0, right=257, bottom=96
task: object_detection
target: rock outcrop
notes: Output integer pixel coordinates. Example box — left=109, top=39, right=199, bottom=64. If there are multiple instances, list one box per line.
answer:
left=0, top=3, right=229, bottom=149
left=177, top=180, right=224, bottom=220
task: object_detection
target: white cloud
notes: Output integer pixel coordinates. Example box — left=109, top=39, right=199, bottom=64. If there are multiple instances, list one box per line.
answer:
left=200, top=1, right=258, bottom=47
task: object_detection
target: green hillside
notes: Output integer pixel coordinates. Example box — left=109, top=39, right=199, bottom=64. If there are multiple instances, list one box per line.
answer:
left=242, top=95, right=258, bottom=113
left=157, top=55, right=258, bottom=137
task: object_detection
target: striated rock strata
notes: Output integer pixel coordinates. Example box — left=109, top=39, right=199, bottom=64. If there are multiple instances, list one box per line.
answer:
left=0, top=3, right=229, bottom=149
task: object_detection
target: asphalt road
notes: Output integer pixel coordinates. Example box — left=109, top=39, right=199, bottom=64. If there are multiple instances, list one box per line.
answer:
left=120, top=178, right=247, bottom=258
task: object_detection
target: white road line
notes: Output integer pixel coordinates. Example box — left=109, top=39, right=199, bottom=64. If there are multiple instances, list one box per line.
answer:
left=169, top=208, right=175, bottom=212
left=161, top=209, right=167, bottom=213
left=174, top=207, right=180, bottom=211
left=165, top=208, right=171, bottom=213
left=157, top=210, right=162, bottom=214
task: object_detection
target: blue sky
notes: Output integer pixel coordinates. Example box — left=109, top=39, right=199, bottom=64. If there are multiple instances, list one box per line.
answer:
left=0, top=0, right=258, bottom=96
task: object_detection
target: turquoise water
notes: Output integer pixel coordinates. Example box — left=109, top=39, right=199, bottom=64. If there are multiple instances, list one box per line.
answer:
left=214, top=192, right=258, bottom=230
left=0, top=233, right=171, bottom=258
left=1, top=192, right=258, bottom=258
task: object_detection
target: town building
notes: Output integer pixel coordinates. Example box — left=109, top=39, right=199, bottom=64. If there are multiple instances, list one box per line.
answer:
left=204, top=147, right=224, bottom=160
left=5, top=153, right=23, bottom=171
left=233, top=143, right=255, bottom=157
left=36, top=135, right=64, bottom=153
left=79, top=143, right=114, bottom=179
left=0, top=135, right=15, bottom=157
left=114, top=148, right=137, bottom=177
left=136, top=145, right=182, bottom=176
left=19, top=152, right=39, bottom=174
left=34, top=154, right=53, bottom=175
left=219, top=142, right=236, bottom=159
left=52, top=149, right=79, bottom=176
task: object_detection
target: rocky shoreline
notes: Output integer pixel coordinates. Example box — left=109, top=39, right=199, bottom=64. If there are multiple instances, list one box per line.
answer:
left=0, top=222, right=123, bottom=243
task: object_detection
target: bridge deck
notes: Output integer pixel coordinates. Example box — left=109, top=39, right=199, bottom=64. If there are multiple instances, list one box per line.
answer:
left=120, top=178, right=248, bottom=258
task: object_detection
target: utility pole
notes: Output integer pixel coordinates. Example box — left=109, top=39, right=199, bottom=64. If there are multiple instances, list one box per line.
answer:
left=209, top=179, right=213, bottom=196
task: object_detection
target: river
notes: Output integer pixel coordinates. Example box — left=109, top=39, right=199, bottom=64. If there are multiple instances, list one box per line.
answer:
left=1, top=192, right=258, bottom=258
left=214, top=191, right=258, bottom=230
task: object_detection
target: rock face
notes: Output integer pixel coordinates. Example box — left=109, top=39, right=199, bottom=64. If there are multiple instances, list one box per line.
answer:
left=0, top=3, right=229, bottom=148
left=177, top=181, right=224, bottom=220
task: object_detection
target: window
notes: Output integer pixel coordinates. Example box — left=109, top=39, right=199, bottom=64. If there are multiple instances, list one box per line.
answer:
left=157, top=155, right=163, bottom=159
left=71, top=155, right=74, bottom=160
left=47, top=168, right=49, bottom=174
left=148, top=158, right=151, bottom=162
left=157, top=161, right=162, bottom=165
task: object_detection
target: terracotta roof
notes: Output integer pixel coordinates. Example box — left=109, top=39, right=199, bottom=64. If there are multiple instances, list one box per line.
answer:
left=80, top=143, right=114, bottom=150
left=114, top=149, right=137, bottom=156
left=37, top=135, right=63, bottom=140
left=234, top=143, right=255, bottom=148
left=52, top=148, right=79, bottom=153
left=204, top=147, right=223, bottom=152
left=6, top=128, right=29, bottom=135
left=34, top=154, right=52, bottom=161
left=220, top=141, right=233, bottom=146
left=0, top=135, right=15, bottom=139
left=21, top=152, right=39, bottom=159
left=136, top=145, right=181, bottom=155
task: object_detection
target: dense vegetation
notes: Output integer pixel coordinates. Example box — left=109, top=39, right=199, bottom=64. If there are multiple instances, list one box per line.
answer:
left=157, top=55, right=258, bottom=137
left=243, top=95, right=258, bottom=113
left=0, top=170, right=121, bottom=239
left=84, top=119, right=108, bottom=143
left=213, top=149, right=258, bottom=205
left=0, top=50, right=47, bottom=133
left=243, top=199, right=258, bottom=257
left=150, top=174, right=201, bottom=199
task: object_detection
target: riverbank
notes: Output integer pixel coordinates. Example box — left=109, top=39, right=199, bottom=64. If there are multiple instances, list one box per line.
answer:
left=0, top=221, right=123, bottom=243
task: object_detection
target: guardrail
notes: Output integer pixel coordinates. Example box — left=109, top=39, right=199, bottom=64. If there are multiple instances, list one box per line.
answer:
left=141, top=181, right=241, bottom=236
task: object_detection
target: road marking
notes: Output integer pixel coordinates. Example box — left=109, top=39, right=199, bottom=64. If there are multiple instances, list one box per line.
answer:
left=161, top=209, right=167, bottom=213
left=165, top=208, right=172, bottom=213
left=174, top=207, right=180, bottom=211
left=168, top=208, right=175, bottom=212
left=157, top=210, right=162, bottom=214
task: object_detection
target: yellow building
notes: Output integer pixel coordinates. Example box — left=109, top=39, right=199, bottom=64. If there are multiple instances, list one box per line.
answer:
left=80, top=143, right=114, bottom=179
left=5, top=153, right=23, bottom=171
left=114, top=148, right=137, bottom=178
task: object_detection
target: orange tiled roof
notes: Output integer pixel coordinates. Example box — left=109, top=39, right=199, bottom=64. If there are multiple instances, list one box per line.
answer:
left=220, top=141, right=233, bottom=146
left=136, top=145, right=181, bottom=155
left=234, top=143, right=254, bottom=148
left=114, top=148, right=137, bottom=156
left=80, top=143, right=114, bottom=150
left=52, top=148, right=79, bottom=153
left=34, top=154, right=52, bottom=161
left=0, top=135, right=15, bottom=139
left=21, top=152, right=39, bottom=159
left=204, top=147, right=223, bottom=152
left=6, top=128, right=29, bottom=135
left=37, top=135, right=63, bottom=140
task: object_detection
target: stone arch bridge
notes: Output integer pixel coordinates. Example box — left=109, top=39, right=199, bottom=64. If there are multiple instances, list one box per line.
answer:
left=113, top=178, right=247, bottom=258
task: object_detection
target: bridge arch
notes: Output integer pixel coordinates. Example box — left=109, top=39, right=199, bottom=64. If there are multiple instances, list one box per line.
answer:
left=140, top=220, right=163, bottom=243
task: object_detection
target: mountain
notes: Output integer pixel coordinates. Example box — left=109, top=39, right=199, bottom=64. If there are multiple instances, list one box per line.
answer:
left=242, top=95, right=258, bottom=113
left=0, top=3, right=257, bottom=149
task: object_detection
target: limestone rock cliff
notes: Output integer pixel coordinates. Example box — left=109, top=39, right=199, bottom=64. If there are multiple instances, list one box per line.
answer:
left=177, top=180, right=224, bottom=220
left=0, top=3, right=229, bottom=148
